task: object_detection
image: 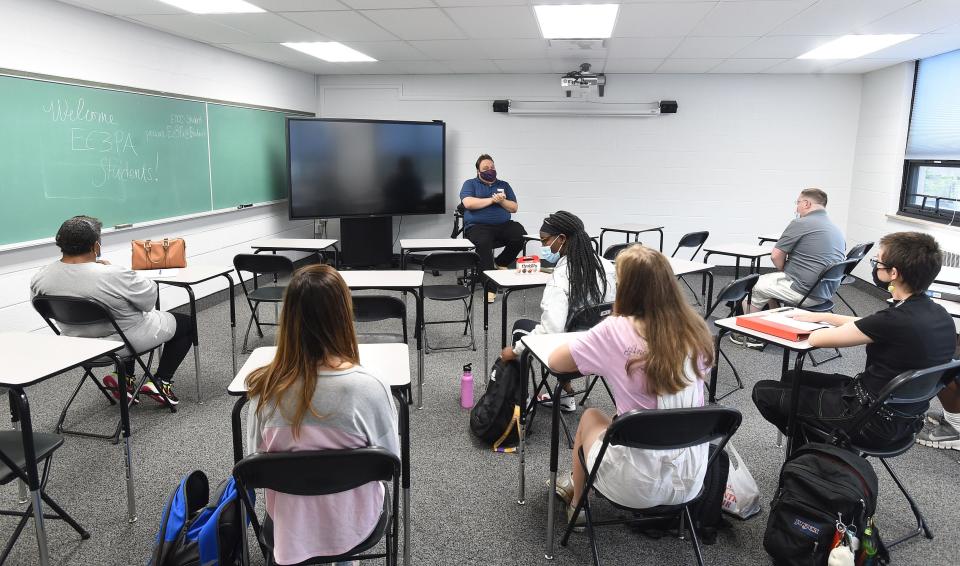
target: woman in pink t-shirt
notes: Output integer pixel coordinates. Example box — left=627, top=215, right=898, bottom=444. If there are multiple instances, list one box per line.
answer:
left=548, top=245, right=715, bottom=520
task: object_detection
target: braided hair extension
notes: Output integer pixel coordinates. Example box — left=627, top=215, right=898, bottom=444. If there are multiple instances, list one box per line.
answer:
left=541, top=211, right=607, bottom=312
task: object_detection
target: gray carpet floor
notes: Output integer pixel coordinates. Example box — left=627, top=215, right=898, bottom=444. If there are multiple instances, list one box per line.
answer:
left=2, top=271, right=959, bottom=565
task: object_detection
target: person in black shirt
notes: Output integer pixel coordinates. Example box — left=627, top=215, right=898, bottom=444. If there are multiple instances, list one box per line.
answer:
left=752, top=231, right=956, bottom=448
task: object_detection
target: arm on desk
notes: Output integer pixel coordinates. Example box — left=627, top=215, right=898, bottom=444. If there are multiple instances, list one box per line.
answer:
left=807, top=322, right=872, bottom=349
left=790, top=311, right=859, bottom=327
left=547, top=343, right=579, bottom=374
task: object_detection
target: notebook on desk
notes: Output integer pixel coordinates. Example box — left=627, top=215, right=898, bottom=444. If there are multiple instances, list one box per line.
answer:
left=735, top=309, right=829, bottom=342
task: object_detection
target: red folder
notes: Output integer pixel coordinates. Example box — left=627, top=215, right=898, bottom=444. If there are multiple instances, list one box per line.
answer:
left=735, top=315, right=812, bottom=342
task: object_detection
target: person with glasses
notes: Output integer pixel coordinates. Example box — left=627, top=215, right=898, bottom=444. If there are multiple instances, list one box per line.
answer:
left=752, top=231, right=955, bottom=449
left=731, top=188, right=846, bottom=348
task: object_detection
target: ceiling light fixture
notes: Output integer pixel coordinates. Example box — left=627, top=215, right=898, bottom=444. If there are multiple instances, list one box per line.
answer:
left=283, top=42, right=377, bottom=63
left=534, top=4, right=620, bottom=39
left=798, top=34, right=918, bottom=59
left=156, top=0, right=265, bottom=14
left=492, top=100, right=677, bottom=117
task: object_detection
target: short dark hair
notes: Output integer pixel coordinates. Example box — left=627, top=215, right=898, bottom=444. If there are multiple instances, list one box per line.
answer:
left=879, top=231, right=942, bottom=292
left=475, top=154, right=494, bottom=170
left=800, top=188, right=828, bottom=206
left=55, top=216, right=102, bottom=256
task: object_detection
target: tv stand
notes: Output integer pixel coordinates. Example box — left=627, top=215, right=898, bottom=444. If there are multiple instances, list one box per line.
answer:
left=340, top=217, right=393, bottom=268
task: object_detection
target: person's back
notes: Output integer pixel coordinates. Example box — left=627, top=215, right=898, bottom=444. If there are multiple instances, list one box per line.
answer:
left=778, top=208, right=846, bottom=300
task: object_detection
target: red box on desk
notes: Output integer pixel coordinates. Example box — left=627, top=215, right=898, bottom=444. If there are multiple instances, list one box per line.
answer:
left=735, top=315, right=811, bottom=342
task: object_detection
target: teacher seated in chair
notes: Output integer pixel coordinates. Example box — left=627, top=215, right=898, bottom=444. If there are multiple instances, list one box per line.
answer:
left=459, top=153, right=526, bottom=302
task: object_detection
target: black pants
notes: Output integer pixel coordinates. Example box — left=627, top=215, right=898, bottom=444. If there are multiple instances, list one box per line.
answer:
left=752, top=370, right=921, bottom=449
left=465, top=221, right=526, bottom=272
left=121, top=312, right=193, bottom=383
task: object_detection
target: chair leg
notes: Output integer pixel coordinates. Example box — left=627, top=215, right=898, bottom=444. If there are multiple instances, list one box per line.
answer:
left=0, top=510, right=31, bottom=564
left=683, top=506, right=705, bottom=566
left=835, top=291, right=858, bottom=317
left=583, top=497, right=602, bottom=566
left=714, top=348, right=746, bottom=401
left=39, top=491, right=90, bottom=539
left=241, top=313, right=256, bottom=353
left=879, top=458, right=934, bottom=547
left=580, top=376, right=600, bottom=406
left=679, top=276, right=702, bottom=307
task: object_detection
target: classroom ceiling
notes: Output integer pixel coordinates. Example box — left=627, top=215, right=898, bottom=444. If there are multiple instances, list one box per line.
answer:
left=58, top=0, right=960, bottom=75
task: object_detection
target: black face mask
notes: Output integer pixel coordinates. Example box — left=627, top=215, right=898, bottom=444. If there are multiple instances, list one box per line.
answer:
left=871, top=265, right=889, bottom=291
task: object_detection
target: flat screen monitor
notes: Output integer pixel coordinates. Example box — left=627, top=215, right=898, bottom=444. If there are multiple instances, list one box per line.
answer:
left=287, top=118, right=445, bottom=219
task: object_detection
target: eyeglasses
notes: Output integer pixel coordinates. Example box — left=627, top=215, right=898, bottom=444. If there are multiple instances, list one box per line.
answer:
left=869, top=258, right=893, bottom=270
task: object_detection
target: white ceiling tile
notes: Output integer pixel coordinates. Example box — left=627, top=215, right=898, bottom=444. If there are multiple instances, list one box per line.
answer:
left=338, top=40, right=428, bottom=61
left=656, top=59, right=723, bottom=73
left=772, top=0, right=918, bottom=36
left=614, top=2, right=717, bottom=38
left=248, top=0, right=349, bottom=11
left=444, top=6, right=540, bottom=39
left=733, top=35, right=832, bottom=58
left=362, top=8, right=466, bottom=40
left=861, top=0, right=960, bottom=34
left=57, top=0, right=185, bottom=15
left=762, top=58, right=836, bottom=73
left=341, top=0, right=435, bottom=8
left=550, top=58, right=606, bottom=73
left=690, top=1, right=815, bottom=37
left=475, top=39, right=548, bottom=59
left=290, top=11, right=397, bottom=41
left=492, top=59, right=551, bottom=73
left=672, top=36, right=758, bottom=58
left=445, top=59, right=501, bottom=73
left=208, top=13, right=322, bottom=42
left=408, top=40, right=486, bottom=60
left=603, top=58, right=664, bottom=73
left=822, top=59, right=902, bottom=73
left=318, top=60, right=417, bottom=74
left=607, top=37, right=684, bottom=59
left=217, top=42, right=322, bottom=64
left=435, top=0, right=527, bottom=5
left=126, top=14, right=255, bottom=43
left=708, top=58, right=785, bottom=73
left=862, top=33, right=960, bottom=60
left=399, top=60, right=456, bottom=74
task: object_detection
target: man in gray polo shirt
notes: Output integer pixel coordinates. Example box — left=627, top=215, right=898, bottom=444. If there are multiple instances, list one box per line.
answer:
left=733, top=188, right=846, bottom=347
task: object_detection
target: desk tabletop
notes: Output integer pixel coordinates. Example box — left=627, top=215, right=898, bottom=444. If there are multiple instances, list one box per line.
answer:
left=521, top=332, right=585, bottom=372
left=341, top=270, right=424, bottom=289
left=714, top=311, right=815, bottom=351
left=152, top=264, right=233, bottom=285
left=601, top=223, right=664, bottom=233
left=936, top=266, right=960, bottom=286
left=483, top=269, right=552, bottom=288
left=399, top=238, right=475, bottom=250
left=0, top=333, right=123, bottom=387
left=229, top=343, right=411, bottom=394
left=251, top=238, right=337, bottom=251
left=667, top=257, right=715, bottom=276
left=522, top=234, right=541, bottom=242
left=703, top=243, right=773, bottom=258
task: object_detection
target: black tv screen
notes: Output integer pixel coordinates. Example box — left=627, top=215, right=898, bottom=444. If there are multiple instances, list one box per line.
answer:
left=287, top=118, right=445, bottom=219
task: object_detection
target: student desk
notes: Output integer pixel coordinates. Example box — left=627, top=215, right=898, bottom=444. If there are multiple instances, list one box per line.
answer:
left=398, top=238, right=475, bottom=270
left=935, top=266, right=960, bottom=286
left=250, top=238, right=339, bottom=266
left=758, top=233, right=781, bottom=245
left=703, top=243, right=772, bottom=280
left=340, top=270, right=425, bottom=408
left=153, top=265, right=237, bottom=402
left=667, top=257, right=716, bottom=313
left=712, top=310, right=817, bottom=457
left=524, top=234, right=599, bottom=256
left=482, top=270, right=552, bottom=380
left=228, top=344, right=413, bottom=566
left=0, top=333, right=132, bottom=566
left=598, top=223, right=665, bottom=252
left=517, top=332, right=585, bottom=560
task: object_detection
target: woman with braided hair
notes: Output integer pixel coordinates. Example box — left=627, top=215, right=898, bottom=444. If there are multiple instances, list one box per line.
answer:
left=501, top=210, right=616, bottom=412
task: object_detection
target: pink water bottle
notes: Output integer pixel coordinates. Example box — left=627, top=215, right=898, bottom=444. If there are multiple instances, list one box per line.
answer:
left=460, top=364, right=474, bottom=409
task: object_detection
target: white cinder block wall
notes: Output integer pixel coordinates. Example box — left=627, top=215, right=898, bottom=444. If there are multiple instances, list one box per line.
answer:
left=0, top=0, right=317, bottom=333
left=316, top=73, right=863, bottom=259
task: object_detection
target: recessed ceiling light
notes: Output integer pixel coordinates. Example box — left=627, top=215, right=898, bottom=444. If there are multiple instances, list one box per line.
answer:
left=156, top=0, right=264, bottom=14
left=534, top=4, right=620, bottom=39
left=283, top=42, right=377, bottom=63
left=798, top=34, right=918, bottom=60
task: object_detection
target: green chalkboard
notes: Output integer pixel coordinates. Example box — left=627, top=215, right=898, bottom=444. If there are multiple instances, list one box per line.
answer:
left=0, top=73, right=299, bottom=247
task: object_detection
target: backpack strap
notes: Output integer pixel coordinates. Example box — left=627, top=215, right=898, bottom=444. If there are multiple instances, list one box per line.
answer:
left=493, top=405, right=521, bottom=453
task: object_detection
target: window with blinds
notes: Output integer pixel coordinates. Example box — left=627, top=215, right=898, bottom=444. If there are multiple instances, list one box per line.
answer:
left=900, top=49, right=960, bottom=224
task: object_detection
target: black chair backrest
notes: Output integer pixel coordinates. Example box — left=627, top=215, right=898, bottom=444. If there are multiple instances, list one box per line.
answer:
left=233, top=447, right=399, bottom=496
left=846, top=241, right=874, bottom=261
left=603, top=242, right=637, bottom=261
left=32, top=294, right=113, bottom=329
left=672, top=231, right=709, bottom=260
left=796, top=258, right=859, bottom=305
left=565, top=302, right=614, bottom=332
left=606, top=406, right=742, bottom=453
left=451, top=203, right=466, bottom=239
left=233, top=253, right=294, bottom=276
left=704, top=273, right=760, bottom=320
left=421, top=251, right=480, bottom=273
left=352, top=296, right=406, bottom=323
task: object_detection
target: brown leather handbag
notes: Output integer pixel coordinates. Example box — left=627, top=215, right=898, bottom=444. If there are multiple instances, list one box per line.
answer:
left=131, top=238, right=187, bottom=270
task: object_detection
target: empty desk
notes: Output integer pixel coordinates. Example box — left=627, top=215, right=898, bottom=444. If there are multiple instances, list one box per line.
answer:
left=703, top=243, right=772, bottom=280
left=251, top=238, right=339, bottom=265
left=399, top=238, right=475, bottom=270
left=599, top=223, right=665, bottom=252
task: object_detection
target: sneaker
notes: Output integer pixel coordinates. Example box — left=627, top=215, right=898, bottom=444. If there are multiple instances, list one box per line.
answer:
left=555, top=473, right=574, bottom=506
left=925, top=409, right=943, bottom=425
left=729, top=332, right=764, bottom=349
left=566, top=504, right=586, bottom=532
left=141, top=380, right=179, bottom=406
left=103, top=373, right=138, bottom=405
left=487, top=291, right=497, bottom=304
left=917, top=415, right=960, bottom=450
left=537, top=392, right=577, bottom=413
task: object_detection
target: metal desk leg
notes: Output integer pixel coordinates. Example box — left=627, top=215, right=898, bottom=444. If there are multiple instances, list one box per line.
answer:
left=709, top=331, right=725, bottom=404
left=599, top=229, right=608, bottom=253
left=483, top=279, right=491, bottom=383
left=182, top=286, right=202, bottom=404
left=9, top=392, right=27, bottom=504
left=231, top=396, right=250, bottom=464
left=411, top=289, right=425, bottom=409
left=111, top=354, right=137, bottom=522
left=704, top=272, right=715, bottom=315
left=656, top=229, right=664, bottom=252
left=12, top=389, right=50, bottom=566
left=223, top=273, right=237, bottom=377
left=734, top=256, right=742, bottom=281
left=393, top=387, right=411, bottom=566
left=518, top=350, right=531, bottom=505
left=784, top=352, right=809, bottom=458
left=501, top=289, right=514, bottom=349
left=544, top=380, right=564, bottom=560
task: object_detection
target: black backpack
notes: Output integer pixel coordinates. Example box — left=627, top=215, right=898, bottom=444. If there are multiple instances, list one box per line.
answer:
left=764, top=443, right=885, bottom=566
left=470, top=358, right=522, bottom=452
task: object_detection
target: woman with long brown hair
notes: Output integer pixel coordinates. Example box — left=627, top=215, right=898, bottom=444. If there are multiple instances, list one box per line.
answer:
left=548, top=245, right=715, bottom=523
left=245, top=264, right=399, bottom=566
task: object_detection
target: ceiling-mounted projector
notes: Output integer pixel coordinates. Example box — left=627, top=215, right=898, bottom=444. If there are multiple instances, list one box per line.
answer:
left=561, top=63, right=605, bottom=98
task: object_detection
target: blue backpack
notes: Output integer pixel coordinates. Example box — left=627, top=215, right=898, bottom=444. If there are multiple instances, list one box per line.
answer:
left=149, top=470, right=252, bottom=566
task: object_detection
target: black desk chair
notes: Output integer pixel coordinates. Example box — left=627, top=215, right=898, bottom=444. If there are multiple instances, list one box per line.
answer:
left=32, top=295, right=176, bottom=442
left=560, top=406, right=742, bottom=566
left=234, top=447, right=400, bottom=566
left=353, top=296, right=408, bottom=344
left=801, top=359, right=960, bottom=549
left=835, top=241, right=874, bottom=316
left=672, top=231, right=710, bottom=306
left=704, top=273, right=760, bottom=401
left=233, top=254, right=294, bottom=353
left=602, top=243, right=635, bottom=261
left=421, top=251, right=480, bottom=353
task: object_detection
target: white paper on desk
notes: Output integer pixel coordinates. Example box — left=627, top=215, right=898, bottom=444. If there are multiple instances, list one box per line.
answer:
left=762, top=312, right=829, bottom=332
left=138, top=268, right=180, bottom=278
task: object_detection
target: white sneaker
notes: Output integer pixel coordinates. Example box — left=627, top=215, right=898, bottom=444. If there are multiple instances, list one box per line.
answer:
left=917, top=413, right=960, bottom=450
left=537, top=392, right=577, bottom=413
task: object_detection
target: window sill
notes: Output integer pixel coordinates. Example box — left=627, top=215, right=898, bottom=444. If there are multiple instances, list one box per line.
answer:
left=885, top=213, right=960, bottom=233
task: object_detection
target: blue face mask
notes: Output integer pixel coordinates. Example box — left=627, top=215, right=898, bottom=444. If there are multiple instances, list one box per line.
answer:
left=540, top=236, right=563, bottom=264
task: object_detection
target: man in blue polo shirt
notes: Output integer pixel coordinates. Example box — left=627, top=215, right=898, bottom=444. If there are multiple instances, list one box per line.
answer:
left=460, top=154, right=526, bottom=300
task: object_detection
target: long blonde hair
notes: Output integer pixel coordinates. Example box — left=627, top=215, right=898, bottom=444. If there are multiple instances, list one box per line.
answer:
left=246, top=264, right=360, bottom=438
left=614, top=245, right=714, bottom=395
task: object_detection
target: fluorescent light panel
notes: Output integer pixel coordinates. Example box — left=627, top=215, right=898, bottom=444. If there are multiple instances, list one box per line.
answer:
left=156, top=0, right=264, bottom=14
left=534, top=4, right=619, bottom=39
left=798, top=34, right=918, bottom=59
left=284, top=42, right=377, bottom=63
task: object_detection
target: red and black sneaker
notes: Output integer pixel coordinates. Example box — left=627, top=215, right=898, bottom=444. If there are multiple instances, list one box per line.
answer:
left=102, top=373, right=139, bottom=405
